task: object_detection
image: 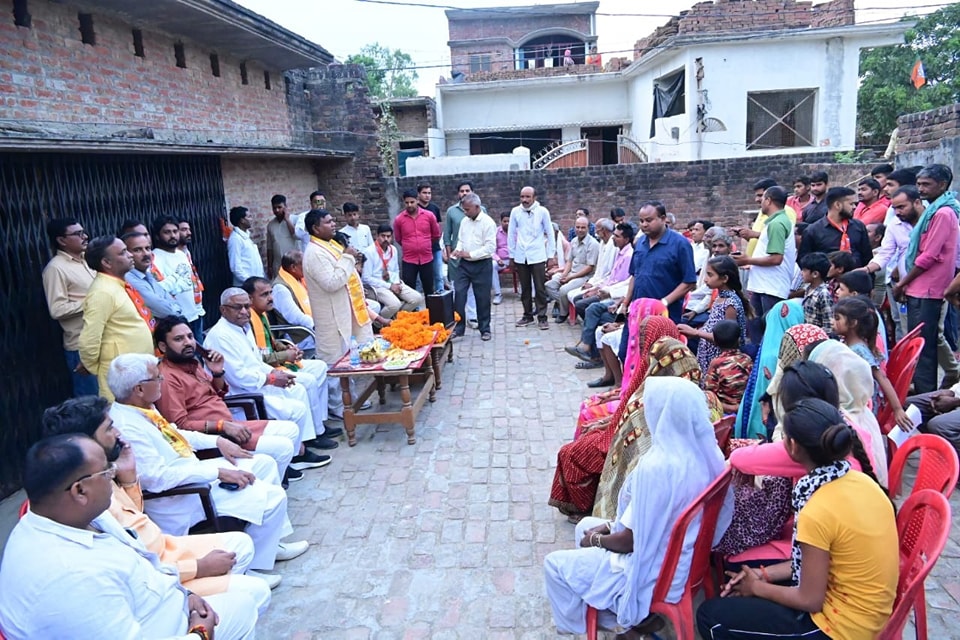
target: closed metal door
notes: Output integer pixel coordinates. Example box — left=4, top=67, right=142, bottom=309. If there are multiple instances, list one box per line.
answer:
left=0, top=152, right=229, bottom=496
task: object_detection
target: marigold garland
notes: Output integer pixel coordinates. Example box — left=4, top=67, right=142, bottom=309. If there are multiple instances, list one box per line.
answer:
left=380, top=310, right=454, bottom=349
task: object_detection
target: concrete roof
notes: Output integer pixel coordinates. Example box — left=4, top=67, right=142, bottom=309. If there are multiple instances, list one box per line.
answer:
left=75, top=0, right=334, bottom=69
left=446, top=2, right=599, bottom=20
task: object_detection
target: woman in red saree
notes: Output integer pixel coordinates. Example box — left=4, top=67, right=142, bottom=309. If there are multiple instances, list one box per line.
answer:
left=549, top=316, right=680, bottom=520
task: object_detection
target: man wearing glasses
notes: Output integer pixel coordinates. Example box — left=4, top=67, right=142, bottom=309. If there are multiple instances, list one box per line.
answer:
left=0, top=433, right=259, bottom=639
left=42, top=218, right=98, bottom=396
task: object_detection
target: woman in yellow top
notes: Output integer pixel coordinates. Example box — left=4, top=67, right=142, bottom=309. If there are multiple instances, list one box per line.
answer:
left=697, top=398, right=898, bottom=639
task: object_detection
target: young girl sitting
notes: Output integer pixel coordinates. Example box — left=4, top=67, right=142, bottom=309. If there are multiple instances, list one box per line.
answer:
left=833, top=296, right=911, bottom=430
left=677, top=255, right=752, bottom=376
left=697, top=398, right=898, bottom=640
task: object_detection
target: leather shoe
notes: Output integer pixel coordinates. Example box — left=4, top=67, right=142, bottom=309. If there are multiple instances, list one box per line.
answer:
left=587, top=377, right=615, bottom=388
left=276, top=540, right=309, bottom=561
left=564, top=345, right=593, bottom=362
left=304, top=436, right=339, bottom=451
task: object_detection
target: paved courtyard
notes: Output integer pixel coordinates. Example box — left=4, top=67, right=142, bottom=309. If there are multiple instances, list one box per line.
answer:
left=2, top=290, right=960, bottom=638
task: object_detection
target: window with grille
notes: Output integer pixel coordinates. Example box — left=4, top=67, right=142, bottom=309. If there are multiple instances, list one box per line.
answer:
left=469, top=54, right=492, bottom=73
left=746, top=89, right=816, bottom=150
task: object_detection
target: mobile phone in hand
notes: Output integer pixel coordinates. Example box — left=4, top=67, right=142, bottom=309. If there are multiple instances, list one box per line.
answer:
left=196, top=345, right=212, bottom=359
left=219, top=481, right=240, bottom=491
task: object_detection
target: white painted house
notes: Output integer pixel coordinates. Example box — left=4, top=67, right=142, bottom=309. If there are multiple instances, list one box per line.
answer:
left=431, top=21, right=906, bottom=169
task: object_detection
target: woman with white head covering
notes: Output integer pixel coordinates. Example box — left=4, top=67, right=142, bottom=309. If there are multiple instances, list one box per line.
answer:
left=544, top=377, right=731, bottom=634
left=807, top=339, right=888, bottom=487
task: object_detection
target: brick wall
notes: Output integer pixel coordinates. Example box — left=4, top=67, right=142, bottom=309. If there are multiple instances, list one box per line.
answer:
left=393, top=106, right=431, bottom=142
left=450, top=45, right=516, bottom=75
left=635, top=0, right=854, bottom=58
left=896, top=103, right=960, bottom=185
left=448, top=13, right=591, bottom=43
left=465, top=63, right=603, bottom=83
left=0, top=0, right=292, bottom=146
left=395, top=154, right=871, bottom=234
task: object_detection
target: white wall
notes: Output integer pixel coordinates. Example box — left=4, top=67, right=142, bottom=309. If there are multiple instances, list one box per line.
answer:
left=438, top=75, right=629, bottom=138
left=406, top=150, right=531, bottom=177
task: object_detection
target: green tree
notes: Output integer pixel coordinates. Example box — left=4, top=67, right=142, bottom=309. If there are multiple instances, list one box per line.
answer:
left=857, top=4, right=960, bottom=143
left=345, top=43, right=419, bottom=100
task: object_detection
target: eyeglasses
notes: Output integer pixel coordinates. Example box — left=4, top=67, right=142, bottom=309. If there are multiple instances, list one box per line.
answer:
left=223, top=303, right=251, bottom=311
left=62, top=230, right=88, bottom=238
left=65, top=462, right=117, bottom=490
left=139, top=374, right=164, bottom=384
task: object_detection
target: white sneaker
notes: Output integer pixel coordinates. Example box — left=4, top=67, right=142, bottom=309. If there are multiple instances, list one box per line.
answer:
left=247, top=570, right=282, bottom=589
left=276, top=540, right=309, bottom=561
left=493, top=294, right=503, bottom=305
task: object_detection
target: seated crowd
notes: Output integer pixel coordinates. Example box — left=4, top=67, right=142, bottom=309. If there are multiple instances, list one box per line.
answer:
left=3, top=164, right=957, bottom=637
left=544, top=163, right=960, bottom=638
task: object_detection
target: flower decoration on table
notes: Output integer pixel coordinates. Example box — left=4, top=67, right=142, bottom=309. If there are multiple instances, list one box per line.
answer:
left=380, top=310, right=458, bottom=349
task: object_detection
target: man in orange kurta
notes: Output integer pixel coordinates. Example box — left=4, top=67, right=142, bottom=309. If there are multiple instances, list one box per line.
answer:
left=41, top=395, right=277, bottom=604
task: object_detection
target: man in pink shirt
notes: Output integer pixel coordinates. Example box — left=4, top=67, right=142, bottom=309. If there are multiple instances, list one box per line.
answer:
left=893, top=169, right=960, bottom=392
left=393, top=189, right=442, bottom=295
left=492, top=212, right=511, bottom=305
left=852, top=177, right=889, bottom=225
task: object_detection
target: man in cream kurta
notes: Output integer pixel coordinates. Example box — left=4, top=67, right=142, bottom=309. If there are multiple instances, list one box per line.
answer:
left=302, top=209, right=374, bottom=414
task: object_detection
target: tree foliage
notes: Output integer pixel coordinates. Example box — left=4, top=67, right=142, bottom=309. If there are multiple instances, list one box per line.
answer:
left=857, top=4, right=960, bottom=142
left=345, top=43, right=419, bottom=100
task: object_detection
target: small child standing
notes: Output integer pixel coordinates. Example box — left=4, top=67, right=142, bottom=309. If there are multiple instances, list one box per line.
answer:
left=799, top=251, right=833, bottom=333
left=836, top=271, right=889, bottom=357
left=704, top=320, right=754, bottom=414
left=833, top=296, right=912, bottom=430
left=827, top=250, right=857, bottom=301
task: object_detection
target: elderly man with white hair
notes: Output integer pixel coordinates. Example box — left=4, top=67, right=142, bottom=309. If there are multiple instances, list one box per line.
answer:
left=203, top=287, right=333, bottom=474
left=567, top=218, right=618, bottom=316
left=106, top=353, right=308, bottom=574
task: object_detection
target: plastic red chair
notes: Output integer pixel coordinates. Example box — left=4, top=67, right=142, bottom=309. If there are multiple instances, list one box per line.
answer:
left=877, top=489, right=952, bottom=640
left=887, top=434, right=959, bottom=501
left=889, top=323, right=924, bottom=368
left=585, top=468, right=733, bottom=640
left=712, top=416, right=735, bottom=454
left=876, top=335, right=924, bottom=434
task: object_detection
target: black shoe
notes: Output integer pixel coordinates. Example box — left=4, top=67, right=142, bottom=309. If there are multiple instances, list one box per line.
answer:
left=481, top=332, right=492, bottom=341
left=555, top=315, right=568, bottom=323
left=538, top=319, right=550, bottom=330
left=515, top=316, right=535, bottom=327
left=305, top=436, right=340, bottom=451
left=587, top=377, right=615, bottom=388
left=451, top=329, right=465, bottom=339
left=291, top=450, right=332, bottom=470
left=322, top=425, right=344, bottom=438
left=283, top=467, right=304, bottom=489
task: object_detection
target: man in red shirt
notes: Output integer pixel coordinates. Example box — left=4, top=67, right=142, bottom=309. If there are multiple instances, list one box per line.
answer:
left=853, top=177, right=889, bottom=225
left=393, top=189, right=441, bottom=295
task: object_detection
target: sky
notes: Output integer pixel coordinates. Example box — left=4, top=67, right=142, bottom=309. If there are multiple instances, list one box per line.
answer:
left=235, top=0, right=952, bottom=96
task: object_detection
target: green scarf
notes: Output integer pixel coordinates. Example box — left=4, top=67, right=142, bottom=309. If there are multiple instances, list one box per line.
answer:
left=905, top=191, right=960, bottom=272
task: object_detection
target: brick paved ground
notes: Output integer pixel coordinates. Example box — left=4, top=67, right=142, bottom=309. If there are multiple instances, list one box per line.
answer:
left=2, top=290, right=959, bottom=638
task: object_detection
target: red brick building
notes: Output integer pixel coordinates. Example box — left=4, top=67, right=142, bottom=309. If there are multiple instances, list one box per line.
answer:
left=0, top=0, right=383, bottom=491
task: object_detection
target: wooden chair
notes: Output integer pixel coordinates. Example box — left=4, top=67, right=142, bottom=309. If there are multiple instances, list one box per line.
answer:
left=888, top=434, right=959, bottom=500
left=586, top=468, right=733, bottom=640
left=877, top=489, right=952, bottom=640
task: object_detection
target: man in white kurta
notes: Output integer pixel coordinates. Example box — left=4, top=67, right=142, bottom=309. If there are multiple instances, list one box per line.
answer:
left=204, top=289, right=329, bottom=447
left=361, top=224, right=424, bottom=319
left=0, top=436, right=257, bottom=640
left=302, top=209, right=374, bottom=415
left=107, top=354, right=305, bottom=571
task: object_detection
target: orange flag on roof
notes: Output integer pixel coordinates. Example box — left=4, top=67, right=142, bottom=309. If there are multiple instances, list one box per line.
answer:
left=911, top=59, right=926, bottom=89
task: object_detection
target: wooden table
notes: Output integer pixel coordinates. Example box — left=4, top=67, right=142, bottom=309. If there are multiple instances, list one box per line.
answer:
left=430, top=333, right=455, bottom=391
left=328, top=342, right=435, bottom=447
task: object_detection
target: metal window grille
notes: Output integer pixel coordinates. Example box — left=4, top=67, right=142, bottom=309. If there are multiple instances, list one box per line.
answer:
left=0, top=152, right=231, bottom=496
left=746, top=89, right=816, bottom=150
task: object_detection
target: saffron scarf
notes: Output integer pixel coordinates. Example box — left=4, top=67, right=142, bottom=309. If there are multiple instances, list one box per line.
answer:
left=311, top=237, right=370, bottom=325
left=184, top=248, right=205, bottom=304
left=278, top=267, right=312, bottom=316
left=249, top=312, right=300, bottom=371
left=825, top=217, right=851, bottom=252
left=134, top=406, right=194, bottom=458
left=114, top=276, right=155, bottom=330
left=905, top=191, right=960, bottom=272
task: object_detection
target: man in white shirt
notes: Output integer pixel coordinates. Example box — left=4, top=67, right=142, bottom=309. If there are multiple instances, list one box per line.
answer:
left=689, top=220, right=713, bottom=274
left=567, top=218, right=617, bottom=308
left=151, top=215, right=204, bottom=327
left=0, top=434, right=258, bottom=639
left=339, top=202, right=374, bottom=252
left=362, top=224, right=424, bottom=319
left=451, top=193, right=498, bottom=341
left=508, top=186, right=556, bottom=330
left=272, top=249, right=317, bottom=351
left=546, top=216, right=600, bottom=323
left=106, top=353, right=308, bottom=574
left=227, top=206, right=265, bottom=286
left=204, top=288, right=330, bottom=447
left=293, top=190, right=327, bottom=249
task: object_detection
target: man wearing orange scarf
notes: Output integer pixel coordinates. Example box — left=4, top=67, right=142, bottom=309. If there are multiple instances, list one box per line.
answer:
left=302, top=209, right=374, bottom=418
left=272, top=250, right=316, bottom=351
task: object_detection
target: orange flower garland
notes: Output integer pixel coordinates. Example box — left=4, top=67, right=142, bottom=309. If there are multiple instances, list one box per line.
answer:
left=381, top=310, right=455, bottom=349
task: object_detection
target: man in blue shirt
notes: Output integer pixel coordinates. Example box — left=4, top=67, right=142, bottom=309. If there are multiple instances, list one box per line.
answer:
left=617, top=201, right=697, bottom=360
